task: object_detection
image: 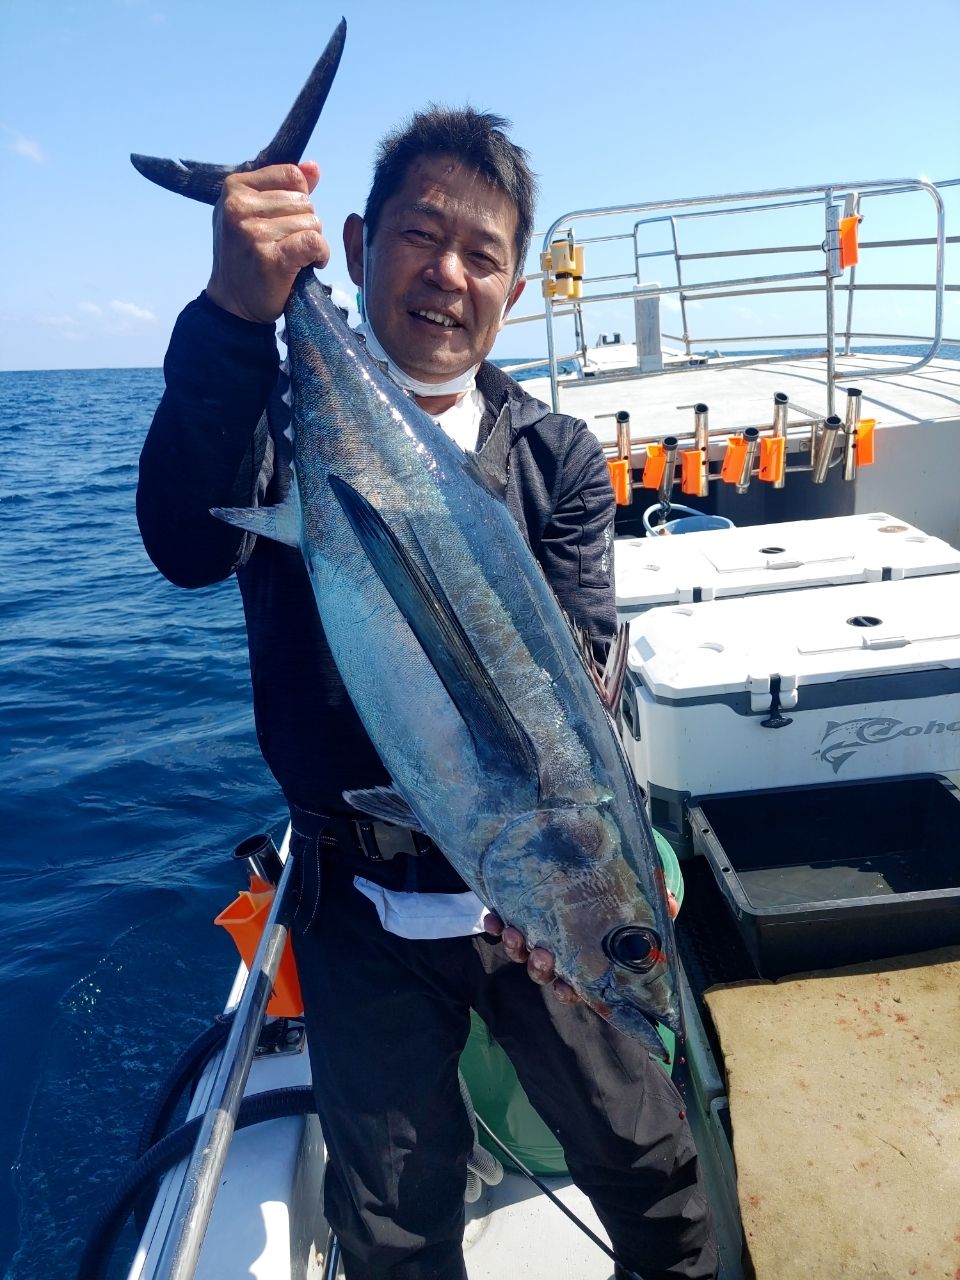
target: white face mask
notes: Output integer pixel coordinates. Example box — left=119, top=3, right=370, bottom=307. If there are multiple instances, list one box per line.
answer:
left=356, top=222, right=514, bottom=399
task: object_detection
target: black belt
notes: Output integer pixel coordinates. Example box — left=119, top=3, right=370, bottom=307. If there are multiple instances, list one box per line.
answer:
left=288, top=802, right=435, bottom=863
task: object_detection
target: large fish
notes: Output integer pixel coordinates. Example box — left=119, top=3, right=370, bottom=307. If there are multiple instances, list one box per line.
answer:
left=132, top=20, right=682, bottom=1056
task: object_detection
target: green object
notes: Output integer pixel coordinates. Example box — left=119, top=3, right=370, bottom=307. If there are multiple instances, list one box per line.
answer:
left=459, top=830, right=683, bottom=1175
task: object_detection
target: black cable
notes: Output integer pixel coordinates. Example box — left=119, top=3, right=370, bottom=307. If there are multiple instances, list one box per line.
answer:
left=132, top=1011, right=238, bottom=1235
left=473, top=1113, right=647, bottom=1280
left=135, top=1012, right=235, bottom=1162
left=77, top=1085, right=316, bottom=1280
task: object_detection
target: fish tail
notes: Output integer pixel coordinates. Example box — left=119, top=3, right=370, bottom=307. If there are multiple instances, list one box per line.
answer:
left=130, top=18, right=346, bottom=205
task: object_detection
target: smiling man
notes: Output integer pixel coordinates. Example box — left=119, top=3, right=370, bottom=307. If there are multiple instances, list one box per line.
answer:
left=138, top=107, right=716, bottom=1280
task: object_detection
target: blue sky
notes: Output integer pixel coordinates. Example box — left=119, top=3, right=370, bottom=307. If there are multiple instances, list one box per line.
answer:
left=2, top=0, right=957, bottom=372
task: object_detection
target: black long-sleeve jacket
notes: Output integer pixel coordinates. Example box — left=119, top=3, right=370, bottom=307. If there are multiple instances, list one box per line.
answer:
left=137, top=293, right=617, bottom=825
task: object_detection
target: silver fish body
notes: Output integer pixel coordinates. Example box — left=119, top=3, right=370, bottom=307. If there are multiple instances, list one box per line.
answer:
left=216, top=273, right=682, bottom=1055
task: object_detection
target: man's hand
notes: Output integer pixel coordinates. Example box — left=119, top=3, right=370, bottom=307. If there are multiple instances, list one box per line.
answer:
left=206, top=161, right=330, bottom=324
left=483, top=891, right=679, bottom=1004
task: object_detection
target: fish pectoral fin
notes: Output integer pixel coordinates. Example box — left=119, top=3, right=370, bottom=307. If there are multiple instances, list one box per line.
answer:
left=343, top=786, right=424, bottom=831
left=209, top=493, right=300, bottom=548
left=464, top=404, right=511, bottom=499
left=328, top=474, right=541, bottom=791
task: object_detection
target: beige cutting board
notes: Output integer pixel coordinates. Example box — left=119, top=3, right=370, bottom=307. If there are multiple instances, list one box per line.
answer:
left=705, top=948, right=960, bottom=1280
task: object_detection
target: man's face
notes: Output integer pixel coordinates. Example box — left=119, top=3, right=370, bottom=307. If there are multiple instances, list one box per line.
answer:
left=348, top=154, right=525, bottom=384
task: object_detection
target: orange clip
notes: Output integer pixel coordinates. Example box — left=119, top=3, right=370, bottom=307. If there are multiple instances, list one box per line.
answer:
left=215, top=881, right=304, bottom=1017
left=854, top=417, right=876, bottom=466
left=720, top=436, right=748, bottom=484
left=680, top=448, right=704, bottom=495
left=607, top=457, right=632, bottom=505
left=839, top=215, right=861, bottom=271
left=759, top=436, right=786, bottom=484
left=641, top=442, right=667, bottom=490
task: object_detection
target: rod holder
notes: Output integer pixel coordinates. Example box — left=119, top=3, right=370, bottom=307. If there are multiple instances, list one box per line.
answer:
left=811, top=415, right=842, bottom=484
left=736, top=427, right=761, bottom=494
left=659, top=436, right=679, bottom=505
left=692, top=403, right=710, bottom=498
left=234, top=833, right=284, bottom=887
left=772, top=392, right=789, bottom=489
left=842, top=387, right=862, bottom=482
left=615, top=410, right=632, bottom=461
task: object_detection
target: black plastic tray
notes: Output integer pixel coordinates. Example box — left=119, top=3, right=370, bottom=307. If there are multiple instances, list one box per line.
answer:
left=688, top=774, right=960, bottom=977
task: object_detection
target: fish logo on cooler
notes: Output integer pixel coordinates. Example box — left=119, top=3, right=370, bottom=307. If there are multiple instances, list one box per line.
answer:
left=816, top=714, right=960, bottom=773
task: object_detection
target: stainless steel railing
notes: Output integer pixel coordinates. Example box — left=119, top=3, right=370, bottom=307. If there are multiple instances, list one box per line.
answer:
left=149, top=854, right=298, bottom=1280
left=508, top=177, right=955, bottom=415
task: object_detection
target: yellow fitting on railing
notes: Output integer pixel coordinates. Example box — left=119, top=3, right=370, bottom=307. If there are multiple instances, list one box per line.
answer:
left=541, top=240, right=585, bottom=299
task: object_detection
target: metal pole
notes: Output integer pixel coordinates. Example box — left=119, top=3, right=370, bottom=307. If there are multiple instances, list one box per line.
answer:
left=153, top=855, right=298, bottom=1280
left=811, top=415, right=842, bottom=484
left=659, top=437, right=679, bottom=506
left=772, top=392, right=789, bottom=490
left=736, top=427, right=761, bottom=495
left=693, top=404, right=710, bottom=498
left=842, top=193, right=860, bottom=355
left=824, top=194, right=839, bottom=418
left=842, top=387, right=862, bottom=482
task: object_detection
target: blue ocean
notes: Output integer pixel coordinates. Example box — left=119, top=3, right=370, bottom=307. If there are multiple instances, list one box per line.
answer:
left=0, top=367, right=284, bottom=1278
left=2, top=347, right=957, bottom=1277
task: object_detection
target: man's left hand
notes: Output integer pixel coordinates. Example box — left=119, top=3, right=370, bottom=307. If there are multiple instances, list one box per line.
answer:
left=482, top=891, right=679, bottom=1004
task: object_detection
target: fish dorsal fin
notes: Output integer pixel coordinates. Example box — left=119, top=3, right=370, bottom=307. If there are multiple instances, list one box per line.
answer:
left=343, top=785, right=423, bottom=830
left=464, top=403, right=511, bottom=498
left=328, top=474, right=541, bottom=791
left=566, top=615, right=630, bottom=716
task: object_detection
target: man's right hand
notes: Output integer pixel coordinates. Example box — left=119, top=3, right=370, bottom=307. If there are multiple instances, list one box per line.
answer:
left=206, top=161, right=330, bottom=324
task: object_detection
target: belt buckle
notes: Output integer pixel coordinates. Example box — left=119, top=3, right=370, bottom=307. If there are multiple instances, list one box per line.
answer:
left=354, top=820, right=383, bottom=862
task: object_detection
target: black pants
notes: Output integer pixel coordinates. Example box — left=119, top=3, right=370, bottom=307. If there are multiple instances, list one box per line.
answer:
left=291, top=859, right=717, bottom=1280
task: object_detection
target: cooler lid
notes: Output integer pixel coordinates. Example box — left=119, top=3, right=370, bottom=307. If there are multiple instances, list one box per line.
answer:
left=628, top=572, right=960, bottom=703
left=615, top=513, right=960, bottom=611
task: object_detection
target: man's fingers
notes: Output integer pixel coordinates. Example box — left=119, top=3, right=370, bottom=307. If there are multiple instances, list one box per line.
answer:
left=273, top=228, right=330, bottom=273
left=224, top=163, right=315, bottom=195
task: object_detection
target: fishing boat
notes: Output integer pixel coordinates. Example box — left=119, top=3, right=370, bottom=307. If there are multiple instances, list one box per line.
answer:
left=83, top=175, right=959, bottom=1280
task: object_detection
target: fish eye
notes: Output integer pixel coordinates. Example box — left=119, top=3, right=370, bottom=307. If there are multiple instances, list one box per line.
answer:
left=603, top=926, right=663, bottom=974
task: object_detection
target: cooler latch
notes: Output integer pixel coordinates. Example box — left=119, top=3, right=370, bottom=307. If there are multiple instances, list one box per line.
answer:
left=748, top=672, right=798, bottom=726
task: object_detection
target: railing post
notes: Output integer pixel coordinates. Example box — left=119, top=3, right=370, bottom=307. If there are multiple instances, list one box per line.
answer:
left=152, top=854, right=298, bottom=1280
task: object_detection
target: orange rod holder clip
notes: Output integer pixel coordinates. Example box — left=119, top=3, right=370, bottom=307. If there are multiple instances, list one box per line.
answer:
left=642, top=442, right=667, bottom=490
left=842, top=387, right=862, bottom=481
left=608, top=459, right=631, bottom=505
left=215, top=882, right=303, bottom=1017
left=681, top=447, right=705, bottom=496
left=720, top=436, right=748, bottom=485
left=759, top=436, right=786, bottom=485
left=839, top=215, right=861, bottom=271
left=855, top=418, right=876, bottom=466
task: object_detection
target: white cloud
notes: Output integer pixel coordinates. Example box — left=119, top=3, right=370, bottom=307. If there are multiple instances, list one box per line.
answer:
left=40, top=314, right=79, bottom=328
left=78, top=302, right=103, bottom=317
left=330, top=282, right=361, bottom=324
left=110, top=300, right=157, bottom=322
left=3, top=126, right=44, bottom=164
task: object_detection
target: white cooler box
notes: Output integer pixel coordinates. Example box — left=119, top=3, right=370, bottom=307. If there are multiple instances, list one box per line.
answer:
left=620, top=573, right=960, bottom=845
left=614, top=512, right=960, bottom=620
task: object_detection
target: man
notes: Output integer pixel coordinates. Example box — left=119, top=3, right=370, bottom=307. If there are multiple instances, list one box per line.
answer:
left=138, top=107, right=717, bottom=1280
